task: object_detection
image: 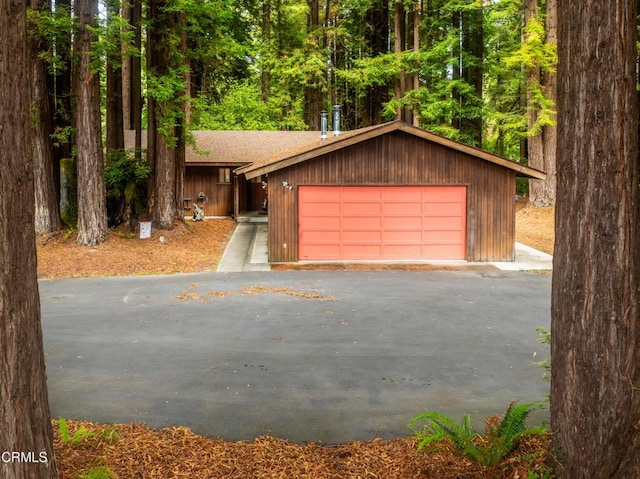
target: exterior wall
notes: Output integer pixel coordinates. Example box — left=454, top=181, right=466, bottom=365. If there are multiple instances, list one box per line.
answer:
left=184, top=166, right=233, bottom=216
left=266, top=131, right=516, bottom=262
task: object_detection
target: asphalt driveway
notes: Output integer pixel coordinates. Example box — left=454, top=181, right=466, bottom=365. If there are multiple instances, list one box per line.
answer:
left=40, top=270, right=551, bottom=444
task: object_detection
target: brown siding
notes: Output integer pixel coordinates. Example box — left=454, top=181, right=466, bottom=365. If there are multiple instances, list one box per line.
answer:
left=267, top=131, right=515, bottom=262
left=184, top=166, right=233, bottom=216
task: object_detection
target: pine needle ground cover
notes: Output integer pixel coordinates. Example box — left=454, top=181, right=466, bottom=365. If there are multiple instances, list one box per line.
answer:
left=54, top=420, right=552, bottom=479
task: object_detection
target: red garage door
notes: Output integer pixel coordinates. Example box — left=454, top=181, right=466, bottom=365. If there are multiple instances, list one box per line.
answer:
left=298, top=186, right=467, bottom=260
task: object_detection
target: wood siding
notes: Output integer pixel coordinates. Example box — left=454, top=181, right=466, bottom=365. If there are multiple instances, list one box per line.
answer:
left=184, top=166, right=233, bottom=216
left=266, top=131, right=515, bottom=262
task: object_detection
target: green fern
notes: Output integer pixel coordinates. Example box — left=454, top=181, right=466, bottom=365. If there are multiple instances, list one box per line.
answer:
left=408, top=401, right=546, bottom=467
left=57, top=418, right=97, bottom=444
left=79, top=465, right=117, bottom=479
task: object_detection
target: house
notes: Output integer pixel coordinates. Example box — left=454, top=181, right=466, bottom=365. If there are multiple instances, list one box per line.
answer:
left=235, top=121, right=545, bottom=262
left=126, top=121, right=545, bottom=262
left=124, top=130, right=320, bottom=217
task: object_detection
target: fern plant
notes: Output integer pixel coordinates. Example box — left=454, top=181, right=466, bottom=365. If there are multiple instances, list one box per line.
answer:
left=408, top=401, right=546, bottom=467
left=58, top=417, right=97, bottom=444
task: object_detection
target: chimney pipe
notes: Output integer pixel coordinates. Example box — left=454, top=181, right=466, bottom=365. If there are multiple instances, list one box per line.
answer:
left=320, top=110, right=328, bottom=140
left=332, top=105, right=341, bottom=137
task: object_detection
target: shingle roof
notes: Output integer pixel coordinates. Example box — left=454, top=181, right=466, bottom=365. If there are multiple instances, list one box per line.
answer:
left=124, top=122, right=546, bottom=180
left=123, top=130, right=322, bottom=165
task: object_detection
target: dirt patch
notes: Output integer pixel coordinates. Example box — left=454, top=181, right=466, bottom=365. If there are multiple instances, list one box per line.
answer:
left=174, top=284, right=336, bottom=302
left=37, top=219, right=236, bottom=279
left=54, top=420, right=552, bottom=479
left=515, top=202, right=555, bottom=254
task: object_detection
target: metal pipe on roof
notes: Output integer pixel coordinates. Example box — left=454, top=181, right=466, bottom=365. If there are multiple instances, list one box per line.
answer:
left=321, top=110, right=328, bottom=140
left=332, top=105, right=341, bottom=137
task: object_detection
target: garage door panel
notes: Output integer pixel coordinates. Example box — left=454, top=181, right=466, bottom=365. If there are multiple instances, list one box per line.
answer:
left=302, top=216, right=342, bottom=230
left=383, top=216, right=422, bottom=230
left=343, top=216, right=382, bottom=229
left=342, top=244, right=382, bottom=257
left=423, top=216, right=465, bottom=230
left=342, top=230, right=381, bottom=242
left=383, top=201, right=422, bottom=215
left=298, top=186, right=466, bottom=260
left=341, top=187, right=381, bottom=202
left=303, top=231, right=341, bottom=243
left=425, top=202, right=464, bottom=216
left=383, top=188, right=423, bottom=202
left=383, top=230, right=423, bottom=242
left=383, top=244, right=423, bottom=257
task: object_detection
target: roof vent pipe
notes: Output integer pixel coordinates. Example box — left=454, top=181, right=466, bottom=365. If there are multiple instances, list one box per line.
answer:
left=332, top=105, right=341, bottom=137
left=320, top=110, right=328, bottom=140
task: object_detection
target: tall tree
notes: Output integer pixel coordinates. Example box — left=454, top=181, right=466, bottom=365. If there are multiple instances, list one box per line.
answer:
left=1, top=0, right=58, bottom=476
left=526, top=0, right=557, bottom=206
left=105, top=0, right=125, bottom=154
left=147, top=0, right=187, bottom=228
left=30, top=0, right=63, bottom=234
left=74, top=0, right=108, bottom=245
left=551, top=0, right=640, bottom=477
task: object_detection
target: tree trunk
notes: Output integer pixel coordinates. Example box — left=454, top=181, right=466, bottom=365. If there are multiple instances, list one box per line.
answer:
left=304, top=0, right=323, bottom=130
left=528, top=0, right=557, bottom=206
left=261, top=0, right=271, bottom=101
left=147, top=0, right=186, bottom=228
left=31, top=0, right=62, bottom=234
left=106, top=0, right=124, bottom=154
left=74, top=0, right=108, bottom=245
left=362, top=0, right=389, bottom=127
left=551, top=0, right=640, bottom=477
left=394, top=1, right=406, bottom=122
left=0, top=0, right=58, bottom=476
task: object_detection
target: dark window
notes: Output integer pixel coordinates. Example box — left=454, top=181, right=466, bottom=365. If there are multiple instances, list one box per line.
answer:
left=218, top=168, right=231, bottom=184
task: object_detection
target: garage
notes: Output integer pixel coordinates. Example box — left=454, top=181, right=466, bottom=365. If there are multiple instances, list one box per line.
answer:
left=298, top=186, right=466, bottom=260
left=236, top=121, right=546, bottom=263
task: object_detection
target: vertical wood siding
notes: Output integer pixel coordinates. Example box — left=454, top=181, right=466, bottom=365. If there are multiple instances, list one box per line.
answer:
left=184, top=166, right=233, bottom=216
left=267, top=131, right=515, bottom=262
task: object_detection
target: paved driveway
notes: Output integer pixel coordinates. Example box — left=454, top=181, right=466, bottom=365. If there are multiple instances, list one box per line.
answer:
left=40, top=270, right=550, bottom=444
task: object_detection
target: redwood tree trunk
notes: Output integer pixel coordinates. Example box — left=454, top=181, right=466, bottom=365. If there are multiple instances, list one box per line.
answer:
left=551, top=0, right=640, bottom=477
left=74, top=0, right=108, bottom=245
left=31, top=0, right=62, bottom=234
left=528, top=0, right=557, bottom=207
left=0, top=0, right=58, bottom=475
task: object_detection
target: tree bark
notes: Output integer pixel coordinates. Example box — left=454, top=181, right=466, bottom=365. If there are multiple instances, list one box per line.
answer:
left=551, top=0, right=640, bottom=477
left=147, top=0, right=186, bottom=228
left=362, top=0, right=389, bottom=127
left=106, top=0, right=124, bottom=154
left=0, top=0, right=58, bottom=475
left=304, top=0, right=323, bottom=130
left=31, top=0, right=62, bottom=234
left=74, top=0, right=108, bottom=245
left=527, top=0, right=557, bottom=206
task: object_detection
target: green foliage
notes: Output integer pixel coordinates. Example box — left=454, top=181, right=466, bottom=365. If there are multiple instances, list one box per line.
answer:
left=534, top=327, right=551, bottom=380
left=58, top=418, right=97, bottom=444
left=26, top=4, right=76, bottom=75
left=104, top=149, right=150, bottom=195
left=408, top=401, right=546, bottom=467
left=191, top=82, right=306, bottom=130
left=79, top=465, right=117, bottom=479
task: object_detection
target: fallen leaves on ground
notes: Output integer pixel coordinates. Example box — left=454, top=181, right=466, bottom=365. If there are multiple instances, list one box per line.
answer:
left=53, top=420, right=553, bottom=479
left=515, top=203, right=555, bottom=255
left=174, top=284, right=336, bottom=302
left=37, top=219, right=237, bottom=279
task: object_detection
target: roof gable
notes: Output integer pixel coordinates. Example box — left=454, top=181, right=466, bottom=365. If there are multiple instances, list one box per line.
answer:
left=236, top=121, right=546, bottom=180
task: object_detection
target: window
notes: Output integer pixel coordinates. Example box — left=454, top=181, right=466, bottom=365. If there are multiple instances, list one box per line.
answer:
left=218, top=168, right=231, bottom=184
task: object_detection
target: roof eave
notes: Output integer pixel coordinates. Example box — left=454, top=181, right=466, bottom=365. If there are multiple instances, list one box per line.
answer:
left=238, top=120, right=547, bottom=180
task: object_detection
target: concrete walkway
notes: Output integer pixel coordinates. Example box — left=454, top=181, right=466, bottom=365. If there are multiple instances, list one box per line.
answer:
left=217, top=223, right=553, bottom=272
left=217, top=224, right=270, bottom=272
